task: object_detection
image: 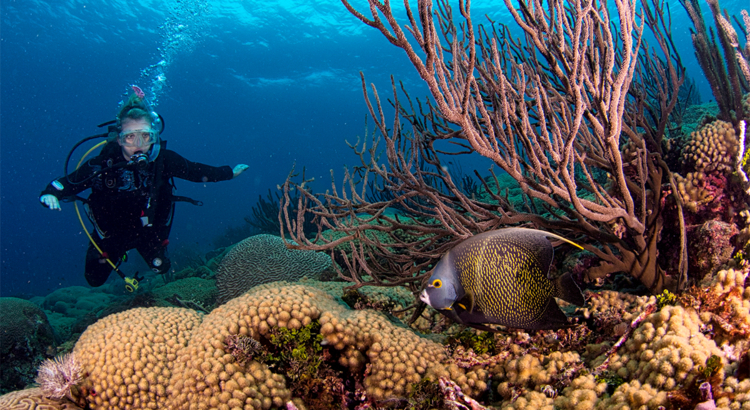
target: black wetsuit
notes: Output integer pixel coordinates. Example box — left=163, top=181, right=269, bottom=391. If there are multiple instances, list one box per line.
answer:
left=40, top=141, right=233, bottom=287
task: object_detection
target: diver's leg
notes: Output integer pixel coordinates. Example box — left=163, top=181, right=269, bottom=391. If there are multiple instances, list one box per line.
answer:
left=84, top=234, right=126, bottom=287
left=136, top=232, right=171, bottom=275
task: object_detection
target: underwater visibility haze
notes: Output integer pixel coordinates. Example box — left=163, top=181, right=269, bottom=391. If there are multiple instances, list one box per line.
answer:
left=1, top=0, right=436, bottom=297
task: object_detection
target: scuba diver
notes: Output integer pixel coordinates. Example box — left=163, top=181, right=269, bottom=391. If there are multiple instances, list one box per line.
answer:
left=39, top=87, right=249, bottom=289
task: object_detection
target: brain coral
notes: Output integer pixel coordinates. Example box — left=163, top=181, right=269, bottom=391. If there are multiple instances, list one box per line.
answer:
left=53, top=282, right=477, bottom=409
left=0, top=387, right=82, bottom=410
left=215, top=234, right=331, bottom=304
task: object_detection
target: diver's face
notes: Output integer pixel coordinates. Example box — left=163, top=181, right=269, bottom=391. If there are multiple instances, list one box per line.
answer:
left=119, top=118, right=154, bottom=160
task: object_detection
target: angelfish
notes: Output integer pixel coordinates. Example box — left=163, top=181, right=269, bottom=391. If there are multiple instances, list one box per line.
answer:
left=420, top=228, right=586, bottom=331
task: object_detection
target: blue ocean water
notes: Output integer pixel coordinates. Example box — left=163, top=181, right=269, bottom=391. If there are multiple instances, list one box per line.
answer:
left=0, top=0, right=744, bottom=298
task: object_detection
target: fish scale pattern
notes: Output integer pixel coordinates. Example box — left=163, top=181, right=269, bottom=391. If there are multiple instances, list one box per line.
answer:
left=421, top=228, right=583, bottom=330
left=456, top=232, right=554, bottom=327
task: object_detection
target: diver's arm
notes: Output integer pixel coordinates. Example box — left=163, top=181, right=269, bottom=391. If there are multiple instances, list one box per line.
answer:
left=39, top=161, right=97, bottom=209
left=162, top=149, right=234, bottom=182
left=232, top=164, right=249, bottom=178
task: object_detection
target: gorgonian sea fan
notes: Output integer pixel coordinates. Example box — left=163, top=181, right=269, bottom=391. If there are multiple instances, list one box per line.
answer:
left=35, top=352, right=82, bottom=400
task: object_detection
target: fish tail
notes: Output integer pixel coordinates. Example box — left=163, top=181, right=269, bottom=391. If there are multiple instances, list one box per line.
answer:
left=553, top=271, right=586, bottom=306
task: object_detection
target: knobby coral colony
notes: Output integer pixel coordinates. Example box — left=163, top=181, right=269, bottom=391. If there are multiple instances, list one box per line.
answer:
left=6, top=271, right=748, bottom=410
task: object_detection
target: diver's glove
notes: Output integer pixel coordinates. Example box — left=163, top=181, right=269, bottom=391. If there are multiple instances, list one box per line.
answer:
left=232, top=164, right=249, bottom=178
left=40, top=194, right=62, bottom=211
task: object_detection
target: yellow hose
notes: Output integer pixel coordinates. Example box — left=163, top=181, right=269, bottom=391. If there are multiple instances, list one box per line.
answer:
left=73, top=141, right=137, bottom=291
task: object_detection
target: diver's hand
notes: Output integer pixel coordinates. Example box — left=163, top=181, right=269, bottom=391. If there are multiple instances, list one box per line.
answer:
left=41, top=194, right=61, bottom=211
left=232, top=164, right=249, bottom=178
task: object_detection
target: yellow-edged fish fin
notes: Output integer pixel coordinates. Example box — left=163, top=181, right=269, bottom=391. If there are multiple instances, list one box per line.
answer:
left=544, top=231, right=583, bottom=250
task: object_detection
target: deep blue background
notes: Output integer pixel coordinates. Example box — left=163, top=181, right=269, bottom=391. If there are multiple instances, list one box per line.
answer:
left=0, top=0, right=743, bottom=297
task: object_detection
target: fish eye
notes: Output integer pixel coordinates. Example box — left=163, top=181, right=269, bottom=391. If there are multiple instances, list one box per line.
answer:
left=432, top=279, right=442, bottom=289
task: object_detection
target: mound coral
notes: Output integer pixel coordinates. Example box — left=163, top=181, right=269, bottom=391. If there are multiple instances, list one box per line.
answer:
left=215, top=234, right=331, bottom=304
left=596, top=304, right=726, bottom=390
left=0, top=297, right=57, bottom=394
left=594, top=379, right=668, bottom=409
left=73, top=306, right=203, bottom=409
left=494, top=349, right=585, bottom=401
left=680, top=120, right=739, bottom=174
left=26, top=282, right=486, bottom=409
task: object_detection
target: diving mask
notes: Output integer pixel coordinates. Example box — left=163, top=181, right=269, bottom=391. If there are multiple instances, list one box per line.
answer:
left=119, top=129, right=156, bottom=148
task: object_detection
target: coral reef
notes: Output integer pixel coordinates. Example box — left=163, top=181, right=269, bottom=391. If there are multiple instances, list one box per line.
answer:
left=151, top=276, right=217, bottom=309
left=16, top=282, right=484, bottom=409
left=0, top=297, right=56, bottom=394
left=215, top=234, right=331, bottom=304
left=408, top=265, right=749, bottom=410
left=1, top=265, right=749, bottom=409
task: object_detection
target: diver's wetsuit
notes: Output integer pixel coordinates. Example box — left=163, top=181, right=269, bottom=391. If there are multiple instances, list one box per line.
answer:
left=40, top=141, right=233, bottom=287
